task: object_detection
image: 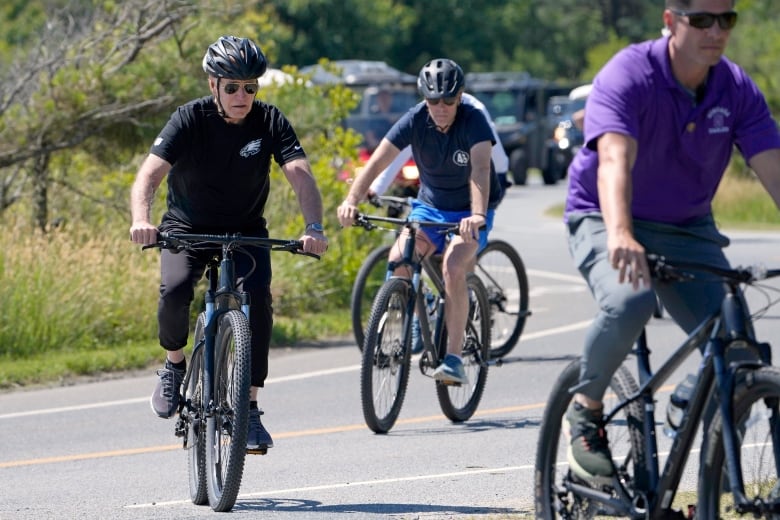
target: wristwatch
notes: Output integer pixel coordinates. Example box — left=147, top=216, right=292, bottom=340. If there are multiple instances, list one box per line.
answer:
left=305, top=222, right=324, bottom=233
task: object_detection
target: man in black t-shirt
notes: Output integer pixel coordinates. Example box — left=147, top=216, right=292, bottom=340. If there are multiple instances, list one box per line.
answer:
left=130, top=36, right=328, bottom=453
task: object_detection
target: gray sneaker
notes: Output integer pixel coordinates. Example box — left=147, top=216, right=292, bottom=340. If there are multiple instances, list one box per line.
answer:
left=150, top=361, right=185, bottom=418
left=432, top=354, right=468, bottom=385
left=247, top=409, right=274, bottom=454
left=565, top=401, right=614, bottom=484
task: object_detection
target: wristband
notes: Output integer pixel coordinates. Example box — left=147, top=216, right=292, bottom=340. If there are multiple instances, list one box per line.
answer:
left=473, top=212, right=486, bottom=218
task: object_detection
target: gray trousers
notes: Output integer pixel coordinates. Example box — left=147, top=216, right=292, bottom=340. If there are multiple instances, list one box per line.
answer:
left=567, top=213, right=731, bottom=401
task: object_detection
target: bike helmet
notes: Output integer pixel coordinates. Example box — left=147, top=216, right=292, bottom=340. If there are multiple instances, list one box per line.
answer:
left=202, top=36, right=268, bottom=80
left=417, top=59, right=465, bottom=99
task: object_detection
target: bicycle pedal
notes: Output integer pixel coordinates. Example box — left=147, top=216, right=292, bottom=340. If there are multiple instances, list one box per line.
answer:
left=246, top=447, right=268, bottom=455
left=439, top=380, right=463, bottom=387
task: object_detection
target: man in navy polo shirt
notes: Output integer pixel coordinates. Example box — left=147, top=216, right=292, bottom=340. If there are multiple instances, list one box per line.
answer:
left=562, top=0, right=780, bottom=484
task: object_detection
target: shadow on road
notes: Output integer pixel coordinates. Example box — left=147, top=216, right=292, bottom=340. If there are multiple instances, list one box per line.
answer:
left=232, top=497, right=530, bottom=517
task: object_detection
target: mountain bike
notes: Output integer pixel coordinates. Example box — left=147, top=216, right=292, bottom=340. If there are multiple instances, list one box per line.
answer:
left=350, top=195, right=530, bottom=359
left=144, top=231, right=318, bottom=512
left=353, top=212, right=491, bottom=434
left=534, top=254, right=780, bottom=518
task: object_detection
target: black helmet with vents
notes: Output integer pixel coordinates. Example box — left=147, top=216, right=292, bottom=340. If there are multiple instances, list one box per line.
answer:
left=202, top=36, right=267, bottom=80
left=417, top=58, right=465, bottom=99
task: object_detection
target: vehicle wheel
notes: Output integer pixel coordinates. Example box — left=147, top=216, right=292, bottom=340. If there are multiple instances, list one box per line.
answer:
left=187, top=312, right=208, bottom=506
left=509, top=149, right=528, bottom=186
left=436, top=274, right=491, bottom=422
left=476, top=240, right=530, bottom=359
left=206, top=310, right=251, bottom=512
left=361, top=278, right=413, bottom=433
left=698, top=366, right=780, bottom=518
left=351, top=244, right=391, bottom=351
left=534, top=361, right=646, bottom=519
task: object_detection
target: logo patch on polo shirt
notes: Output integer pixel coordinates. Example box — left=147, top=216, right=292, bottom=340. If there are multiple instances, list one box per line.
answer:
left=240, top=139, right=262, bottom=157
left=452, top=150, right=469, bottom=166
left=707, top=107, right=731, bottom=135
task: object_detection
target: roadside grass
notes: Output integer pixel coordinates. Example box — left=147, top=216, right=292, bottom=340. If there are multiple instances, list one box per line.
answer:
left=1, top=172, right=776, bottom=391
left=545, top=171, right=780, bottom=230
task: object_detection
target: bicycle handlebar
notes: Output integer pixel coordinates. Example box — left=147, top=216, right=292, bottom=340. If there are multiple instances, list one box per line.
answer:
left=647, top=253, right=780, bottom=284
left=142, top=231, right=321, bottom=259
left=367, top=194, right=413, bottom=209
left=353, top=212, right=460, bottom=235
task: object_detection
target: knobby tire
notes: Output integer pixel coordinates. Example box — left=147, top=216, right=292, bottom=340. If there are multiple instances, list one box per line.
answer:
left=206, top=309, right=252, bottom=512
left=436, top=273, right=492, bottom=422
left=476, top=239, right=530, bottom=359
left=698, top=365, right=780, bottom=518
left=534, top=360, right=645, bottom=519
left=187, top=312, right=208, bottom=505
left=361, top=277, right=413, bottom=433
left=351, top=244, right=392, bottom=351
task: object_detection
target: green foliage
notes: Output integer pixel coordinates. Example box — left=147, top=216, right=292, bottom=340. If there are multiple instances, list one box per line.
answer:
left=0, top=0, right=779, bottom=379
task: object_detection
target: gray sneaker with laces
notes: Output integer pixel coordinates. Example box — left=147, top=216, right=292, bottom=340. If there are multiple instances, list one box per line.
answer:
left=565, top=401, right=614, bottom=484
left=432, top=354, right=468, bottom=385
left=150, top=361, right=185, bottom=418
left=247, top=409, right=274, bottom=454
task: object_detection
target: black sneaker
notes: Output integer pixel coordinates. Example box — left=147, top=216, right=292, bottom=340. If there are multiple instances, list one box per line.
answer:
left=150, top=361, right=185, bottom=419
left=565, top=401, right=614, bottom=484
left=247, top=409, right=274, bottom=454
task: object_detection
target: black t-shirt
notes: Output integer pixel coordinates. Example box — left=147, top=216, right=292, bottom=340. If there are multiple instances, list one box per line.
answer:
left=150, top=96, right=306, bottom=232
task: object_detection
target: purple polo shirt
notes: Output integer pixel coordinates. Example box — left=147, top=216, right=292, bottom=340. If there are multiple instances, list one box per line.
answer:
left=565, top=36, right=780, bottom=225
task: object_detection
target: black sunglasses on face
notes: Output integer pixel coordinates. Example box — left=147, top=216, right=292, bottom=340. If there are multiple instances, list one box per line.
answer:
left=670, top=9, right=738, bottom=30
left=223, top=82, right=259, bottom=95
left=426, top=96, right=458, bottom=106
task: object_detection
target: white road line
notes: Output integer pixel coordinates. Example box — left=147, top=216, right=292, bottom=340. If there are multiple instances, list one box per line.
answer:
left=0, top=366, right=361, bottom=420
left=0, top=269, right=587, bottom=421
left=125, top=464, right=535, bottom=509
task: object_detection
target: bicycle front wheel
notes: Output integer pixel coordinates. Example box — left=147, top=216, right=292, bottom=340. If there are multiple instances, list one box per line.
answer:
left=206, top=309, right=252, bottom=512
left=476, top=239, right=530, bottom=359
left=698, top=366, right=780, bottom=518
left=361, top=277, right=413, bottom=433
left=436, top=273, right=491, bottom=422
left=351, top=244, right=392, bottom=351
left=534, top=360, right=646, bottom=519
left=187, top=312, right=208, bottom=506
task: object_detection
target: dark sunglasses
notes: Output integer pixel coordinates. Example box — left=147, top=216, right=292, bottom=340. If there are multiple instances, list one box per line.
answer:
left=223, top=82, right=259, bottom=95
left=670, top=9, right=738, bottom=30
left=426, top=96, right=458, bottom=106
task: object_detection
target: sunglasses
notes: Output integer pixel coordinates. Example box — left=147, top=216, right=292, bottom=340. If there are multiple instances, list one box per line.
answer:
left=223, top=82, right=259, bottom=95
left=670, top=9, right=738, bottom=30
left=426, top=96, right=458, bottom=106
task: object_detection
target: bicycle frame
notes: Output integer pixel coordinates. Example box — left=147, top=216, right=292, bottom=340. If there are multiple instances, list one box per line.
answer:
left=383, top=222, right=449, bottom=367
left=567, top=262, right=779, bottom=517
left=198, top=245, right=250, bottom=431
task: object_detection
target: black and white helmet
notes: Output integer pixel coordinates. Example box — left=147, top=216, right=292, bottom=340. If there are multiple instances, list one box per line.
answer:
left=417, top=58, right=465, bottom=99
left=202, top=36, right=267, bottom=80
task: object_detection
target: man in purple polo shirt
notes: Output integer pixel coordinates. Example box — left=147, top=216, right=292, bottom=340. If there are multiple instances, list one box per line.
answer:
left=563, top=0, right=780, bottom=484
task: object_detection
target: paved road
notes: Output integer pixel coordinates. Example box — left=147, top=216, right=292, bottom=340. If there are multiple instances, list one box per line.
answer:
left=2, top=179, right=780, bottom=519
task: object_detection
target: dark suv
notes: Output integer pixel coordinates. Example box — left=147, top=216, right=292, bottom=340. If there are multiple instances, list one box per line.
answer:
left=301, top=60, right=419, bottom=153
left=465, top=72, right=571, bottom=185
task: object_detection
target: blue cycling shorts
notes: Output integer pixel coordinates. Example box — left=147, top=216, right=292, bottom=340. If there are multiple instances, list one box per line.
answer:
left=409, top=199, right=494, bottom=254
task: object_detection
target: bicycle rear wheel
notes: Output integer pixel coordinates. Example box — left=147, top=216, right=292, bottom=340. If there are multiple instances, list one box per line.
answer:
left=698, top=366, right=780, bottom=518
left=206, top=309, right=252, bottom=512
left=187, top=312, right=208, bottom=506
left=476, top=239, right=530, bottom=359
left=351, top=244, right=391, bottom=351
left=534, top=360, right=646, bottom=519
left=436, top=273, right=491, bottom=422
left=361, top=277, right=413, bottom=433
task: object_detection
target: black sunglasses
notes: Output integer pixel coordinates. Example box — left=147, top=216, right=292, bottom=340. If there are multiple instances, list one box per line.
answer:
left=223, top=82, right=259, bottom=95
left=426, top=96, right=458, bottom=106
left=670, top=9, right=738, bottom=30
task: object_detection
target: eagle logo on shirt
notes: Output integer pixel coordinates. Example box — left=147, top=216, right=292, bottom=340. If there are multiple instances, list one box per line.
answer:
left=239, top=139, right=263, bottom=157
left=452, top=150, right=470, bottom=167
